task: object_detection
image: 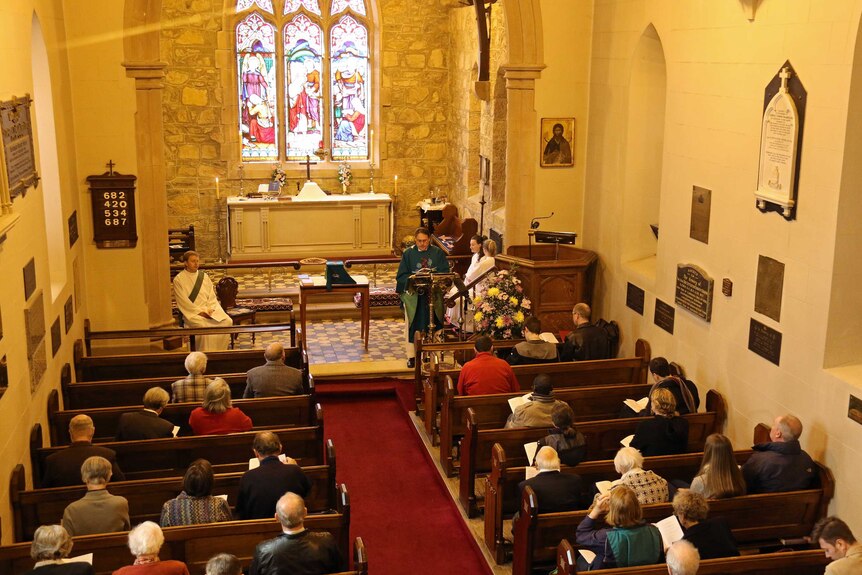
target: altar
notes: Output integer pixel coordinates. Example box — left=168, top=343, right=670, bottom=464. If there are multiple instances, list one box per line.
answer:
left=227, top=193, right=392, bottom=260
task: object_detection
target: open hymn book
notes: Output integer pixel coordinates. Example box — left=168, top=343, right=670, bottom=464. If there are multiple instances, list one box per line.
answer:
left=539, top=332, right=559, bottom=343
left=524, top=442, right=540, bottom=479
left=63, top=554, right=93, bottom=565
left=577, top=515, right=684, bottom=563
left=508, top=393, right=533, bottom=413
left=623, top=397, right=648, bottom=413
left=249, top=454, right=288, bottom=470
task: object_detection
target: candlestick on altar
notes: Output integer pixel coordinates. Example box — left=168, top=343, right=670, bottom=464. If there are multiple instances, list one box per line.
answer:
left=369, top=128, right=374, bottom=167
left=394, top=175, right=398, bottom=197
left=215, top=177, right=220, bottom=200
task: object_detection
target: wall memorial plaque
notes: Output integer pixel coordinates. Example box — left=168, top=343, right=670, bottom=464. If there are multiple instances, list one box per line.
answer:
left=755, top=255, right=784, bottom=322
left=86, top=163, right=138, bottom=248
left=675, top=264, right=714, bottom=322
left=64, top=295, right=73, bottom=334
left=654, top=299, right=675, bottom=334
left=0, top=95, right=39, bottom=200
left=849, top=394, right=862, bottom=427
left=689, top=186, right=711, bottom=244
left=50, top=317, right=61, bottom=357
left=68, top=211, right=78, bottom=248
left=0, top=355, right=7, bottom=399
left=25, top=292, right=46, bottom=392
left=626, top=282, right=645, bottom=315
left=748, top=318, right=782, bottom=366
left=23, top=258, right=36, bottom=301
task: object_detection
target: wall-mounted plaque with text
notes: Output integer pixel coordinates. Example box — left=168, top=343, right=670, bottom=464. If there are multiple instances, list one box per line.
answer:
left=675, top=264, right=714, bottom=322
left=86, top=167, right=138, bottom=248
left=0, top=95, right=39, bottom=200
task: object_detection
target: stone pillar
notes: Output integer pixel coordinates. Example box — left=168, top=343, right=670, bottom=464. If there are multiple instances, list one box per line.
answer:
left=123, top=61, right=174, bottom=329
left=503, top=65, right=544, bottom=247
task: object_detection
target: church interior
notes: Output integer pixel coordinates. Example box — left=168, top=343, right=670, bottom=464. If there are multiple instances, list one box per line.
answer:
left=0, top=0, right=861, bottom=572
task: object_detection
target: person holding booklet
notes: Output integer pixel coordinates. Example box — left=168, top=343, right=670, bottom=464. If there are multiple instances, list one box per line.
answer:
left=630, top=388, right=689, bottom=457
left=23, top=525, right=94, bottom=575
left=594, top=447, right=669, bottom=506
left=672, top=490, right=739, bottom=560
left=236, top=431, right=310, bottom=520
left=160, top=459, right=232, bottom=527
left=517, top=447, right=588, bottom=514
left=506, top=316, right=559, bottom=365
left=505, top=374, right=568, bottom=428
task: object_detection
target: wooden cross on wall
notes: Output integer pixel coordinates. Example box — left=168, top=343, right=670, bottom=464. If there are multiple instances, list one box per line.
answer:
left=460, top=0, right=497, bottom=84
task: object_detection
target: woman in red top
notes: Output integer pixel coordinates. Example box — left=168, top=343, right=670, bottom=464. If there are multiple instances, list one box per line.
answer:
left=189, top=378, right=252, bottom=435
left=113, top=522, right=188, bottom=575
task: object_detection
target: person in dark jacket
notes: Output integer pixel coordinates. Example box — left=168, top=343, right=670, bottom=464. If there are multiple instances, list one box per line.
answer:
left=237, top=431, right=311, bottom=520
left=644, top=357, right=699, bottom=415
left=115, top=387, right=175, bottom=441
left=536, top=403, right=587, bottom=467
left=560, top=303, right=611, bottom=362
left=741, top=414, right=814, bottom=493
left=42, top=415, right=125, bottom=488
left=630, top=388, right=689, bottom=457
left=506, top=316, right=558, bottom=365
left=249, top=492, right=342, bottom=575
left=518, top=447, right=587, bottom=513
left=673, top=489, right=739, bottom=560
left=22, top=524, right=94, bottom=575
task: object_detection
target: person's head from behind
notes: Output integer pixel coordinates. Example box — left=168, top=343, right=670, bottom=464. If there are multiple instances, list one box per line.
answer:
left=650, top=387, right=677, bottom=417
left=550, top=403, right=575, bottom=432
left=474, top=335, right=493, bottom=354
left=183, top=459, right=215, bottom=497
left=524, top=316, right=542, bottom=338
left=128, top=521, right=165, bottom=559
left=275, top=492, right=307, bottom=531
left=183, top=250, right=201, bottom=272
left=206, top=553, right=242, bottom=575
left=69, top=414, right=95, bottom=443
left=672, top=489, right=709, bottom=528
left=143, top=387, right=170, bottom=412
left=614, top=446, right=644, bottom=475
left=531, top=374, right=553, bottom=397
left=482, top=239, right=497, bottom=258
left=770, top=414, right=803, bottom=443
left=606, top=485, right=642, bottom=528
left=264, top=342, right=285, bottom=363
left=649, top=356, right=671, bottom=380
left=571, top=303, right=591, bottom=326
left=253, top=431, right=282, bottom=458
left=699, top=433, right=745, bottom=498
left=81, top=456, right=112, bottom=488
left=203, top=378, right=232, bottom=414
left=185, top=351, right=208, bottom=376
left=30, top=525, right=73, bottom=561
left=812, top=516, right=858, bottom=561
left=534, top=446, right=561, bottom=472
left=666, top=540, right=700, bottom=575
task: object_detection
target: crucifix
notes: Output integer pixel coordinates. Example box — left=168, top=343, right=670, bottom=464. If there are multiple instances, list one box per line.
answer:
left=461, top=0, right=497, bottom=96
left=299, top=155, right=317, bottom=181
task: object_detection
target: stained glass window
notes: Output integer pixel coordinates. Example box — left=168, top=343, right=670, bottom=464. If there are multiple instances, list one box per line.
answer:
left=237, top=13, right=278, bottom=161
left=330, top=16, right=368, bottom=160
left=285, top=15, right=325, bottom=160
left=236, top=0, right=274, bottom=14
left=284, top=0, right=321, bottom=15
left=330, top=0, right=366, bottom=16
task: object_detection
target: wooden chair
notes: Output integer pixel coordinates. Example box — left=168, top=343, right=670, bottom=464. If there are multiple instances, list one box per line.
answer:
left=215, top=276, right=256, bottom=348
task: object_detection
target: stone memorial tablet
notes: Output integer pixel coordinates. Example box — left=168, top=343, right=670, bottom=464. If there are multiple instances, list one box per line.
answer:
left=51, top=317, right=61, bottom=357
left=689, top=186, right=711, bottom=244
left=68, top=210, right=78, bottom=248
left=23, top=258, right=36, bottom=301
left=849, top=394, right=862, bottom=427
left=0, top=355, right=7, bottom=399
left=626, top=282, right=645, bottom=315
left=755, top=255, right=784, bottom=322
left=675, top=264, right=714, bottom=322
left=64, top=296, right=73, bottom=334
left=654, top=299, right=675, bottom=334
left=0, top=95, right=39, bottom=200
left=748, top=318, right=782, bottom=366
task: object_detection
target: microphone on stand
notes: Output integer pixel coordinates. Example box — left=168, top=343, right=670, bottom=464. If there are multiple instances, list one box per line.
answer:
left=530, top=212, right=554, bottom=229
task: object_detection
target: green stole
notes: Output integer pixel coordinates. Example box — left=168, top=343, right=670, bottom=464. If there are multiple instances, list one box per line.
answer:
left=188, top=271, right=205, bottom=303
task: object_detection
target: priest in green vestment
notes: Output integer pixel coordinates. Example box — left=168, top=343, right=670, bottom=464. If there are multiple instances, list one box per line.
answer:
left=397, top=227, right=451, bottom=367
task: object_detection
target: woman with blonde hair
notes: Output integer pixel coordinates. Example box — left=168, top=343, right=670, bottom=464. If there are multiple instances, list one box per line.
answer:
left=690, top=433, right=746, bottom=498
left=189, top=378, right=252, bottom=435
left=576, top=485, right=663, bottom=570
left=630, top=387, right=689, bottom=456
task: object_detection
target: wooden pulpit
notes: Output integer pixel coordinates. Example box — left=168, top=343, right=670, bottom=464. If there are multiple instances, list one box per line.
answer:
left=495, top=244, right=598, bottom=335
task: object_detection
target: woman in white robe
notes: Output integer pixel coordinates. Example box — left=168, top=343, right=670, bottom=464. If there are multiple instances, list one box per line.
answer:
left=447, top=238, right=497, bottom=330
left=172, top=251, right=232, bottom=351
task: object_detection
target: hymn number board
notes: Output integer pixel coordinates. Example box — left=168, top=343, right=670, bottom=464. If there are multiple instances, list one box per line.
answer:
left=86, top=165, right=138, bottom=248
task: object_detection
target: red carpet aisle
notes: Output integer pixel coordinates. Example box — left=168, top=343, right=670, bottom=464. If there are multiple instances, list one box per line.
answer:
left=319, top=386, right=491, bottom=574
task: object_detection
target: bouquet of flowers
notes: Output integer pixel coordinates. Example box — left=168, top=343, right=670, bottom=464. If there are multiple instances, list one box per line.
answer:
left=271, top=164, right=287, bottom=187
left=337, top=162, right=352, bottom=192
left=472, top=268, right=531, bottom=339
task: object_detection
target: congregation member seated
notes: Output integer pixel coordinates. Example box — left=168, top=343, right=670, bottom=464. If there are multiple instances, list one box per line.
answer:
left=172, top=250, right=232, bottom=351
left=114, top=522, right=190, bottom=575
left=189, top=378, right=253, bottom=436
left=506, top=316, right=558, bottom=365
left=741, top=413, right=814, bottom=493
left=688, top=433, right=746, bottom=498
left=641, top=357, right=700, bottom=416
left=171, top=351, right=212, bottom=403
left=205, top=554, right=242, bottom=575
left=250, top=492, right=342, bottom=575
left=160, top=459, right=231, bottom=527
left=237, top=431, right=310, bottom=520
left=604, top=447, right=669, bottom=505
left=630, top=388, right=689, bottom=457
left=518, top=447, right=587, bottom=513
left=576, top=486, right=663, bottom=570
left=811, top=516, right=862, bottom=575
left=115, top=387, right=175, bottom=441
left=536, top=403, right=587, bottom=467
left=672, top=490, right=739, bottom=560
left=62, top=456, right=130, bottom=537
left=434, top=203, right=462, bottom=238
left=505, top=374, right=568, bottom=428
left=666, top=540, right=700, bottom=575
left=22, top=525, right=93, bottom=575
left=456, top=335, right=519, bottom=395
left=243, top=342, right=303, bottom=398
left=43, top=414, right=125, bottom=488
left=560, top=303, right=611, bottom=361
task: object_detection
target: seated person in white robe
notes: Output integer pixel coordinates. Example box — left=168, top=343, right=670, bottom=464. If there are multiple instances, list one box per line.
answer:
left=447, top=238, right=497, bottom=330
left=173, top=250, right=232, bottom=351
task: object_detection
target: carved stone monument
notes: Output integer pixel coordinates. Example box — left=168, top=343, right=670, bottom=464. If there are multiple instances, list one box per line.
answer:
left=675, top=264, right=714, bottom=322
left=690, top=186, right=711, bottom=244
left=755, top=255, right=785, bottom=322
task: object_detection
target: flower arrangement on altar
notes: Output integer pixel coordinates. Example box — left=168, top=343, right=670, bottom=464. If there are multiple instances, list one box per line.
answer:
left=472, top=268, right=531, bottom=339
left=337, top=162, right=352, bottom=193
left=271, top=164, right=287, bottom=188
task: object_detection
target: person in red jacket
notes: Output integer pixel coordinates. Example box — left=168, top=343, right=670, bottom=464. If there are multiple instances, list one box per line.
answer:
left=457, top=335, right=520, bottom=395
left=189, top=378, right=253, bottom=435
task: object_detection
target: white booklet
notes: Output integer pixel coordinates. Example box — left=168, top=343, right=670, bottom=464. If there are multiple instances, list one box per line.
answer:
left=525, top=466, right=540, bottom=480
left=508, top=393, right=533, bottom=413
left=578, top=549, right=597, bottom=564
left=652, top=515, right=685, bottom=550
left=172, top=426, right=181, bottom=438
left=249, top=453, right=287, bottom=469
left=64, top=553, right=93, bottom=565
left=623, top=397, right=648, bottom=412
left=539, top=332, right=559, bottom=343
left=215, top=494, right=228, bottom=501
left=595, top=479, right=622, bottom=496
left=524, top=441, right=539, bottom=464
left=620, top=434, right=634, bottom=447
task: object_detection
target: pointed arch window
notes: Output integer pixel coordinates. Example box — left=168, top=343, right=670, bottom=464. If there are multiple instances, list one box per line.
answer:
left=234, top=0, right=372, bottom=163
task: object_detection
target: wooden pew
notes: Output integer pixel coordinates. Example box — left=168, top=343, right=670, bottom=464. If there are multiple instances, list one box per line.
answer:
left=458, top=390, right=727, bottom=517
left=73, top=340, right=307, bottom=382
left=47, top=389, right=318, bottom=445
left=31, top=420, right=325, bottom=488
left=554, top=542, right=829, bottom=575
left=11, top=440, right=337, bottom=542
left=0, top=486, right=352, bottom=575
left=438, top=378, right=653, bottom=476
left=484, top=444, right=754, bottom=564
left=512, top=462, right=833, bottom=575
left=424, top=339, right=652, bottom=443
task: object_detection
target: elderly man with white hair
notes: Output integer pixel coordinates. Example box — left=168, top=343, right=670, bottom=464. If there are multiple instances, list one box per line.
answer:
left=666, top=540, right=700, bottom=575
left=23, top=525, right=93, bottom=575
left=171, top=351, right=212, bottom=403
left=61, top=456, right=129, bottom=537
left=114, top=522, right=189, bottom=575
left=742, top=413, right=815, bottom=493
left=517, top=446, right=587, bottom=514
left=42, top=415, right=124, bottom=488
left=249, top=492, right=342, bottom=575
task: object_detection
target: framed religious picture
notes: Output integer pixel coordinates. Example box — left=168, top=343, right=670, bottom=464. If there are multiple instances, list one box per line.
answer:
left=540, top=117, right=575, bottom=168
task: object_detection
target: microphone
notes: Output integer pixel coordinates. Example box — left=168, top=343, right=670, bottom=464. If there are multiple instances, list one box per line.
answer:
left=530, top=212, right=555, bottom=230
